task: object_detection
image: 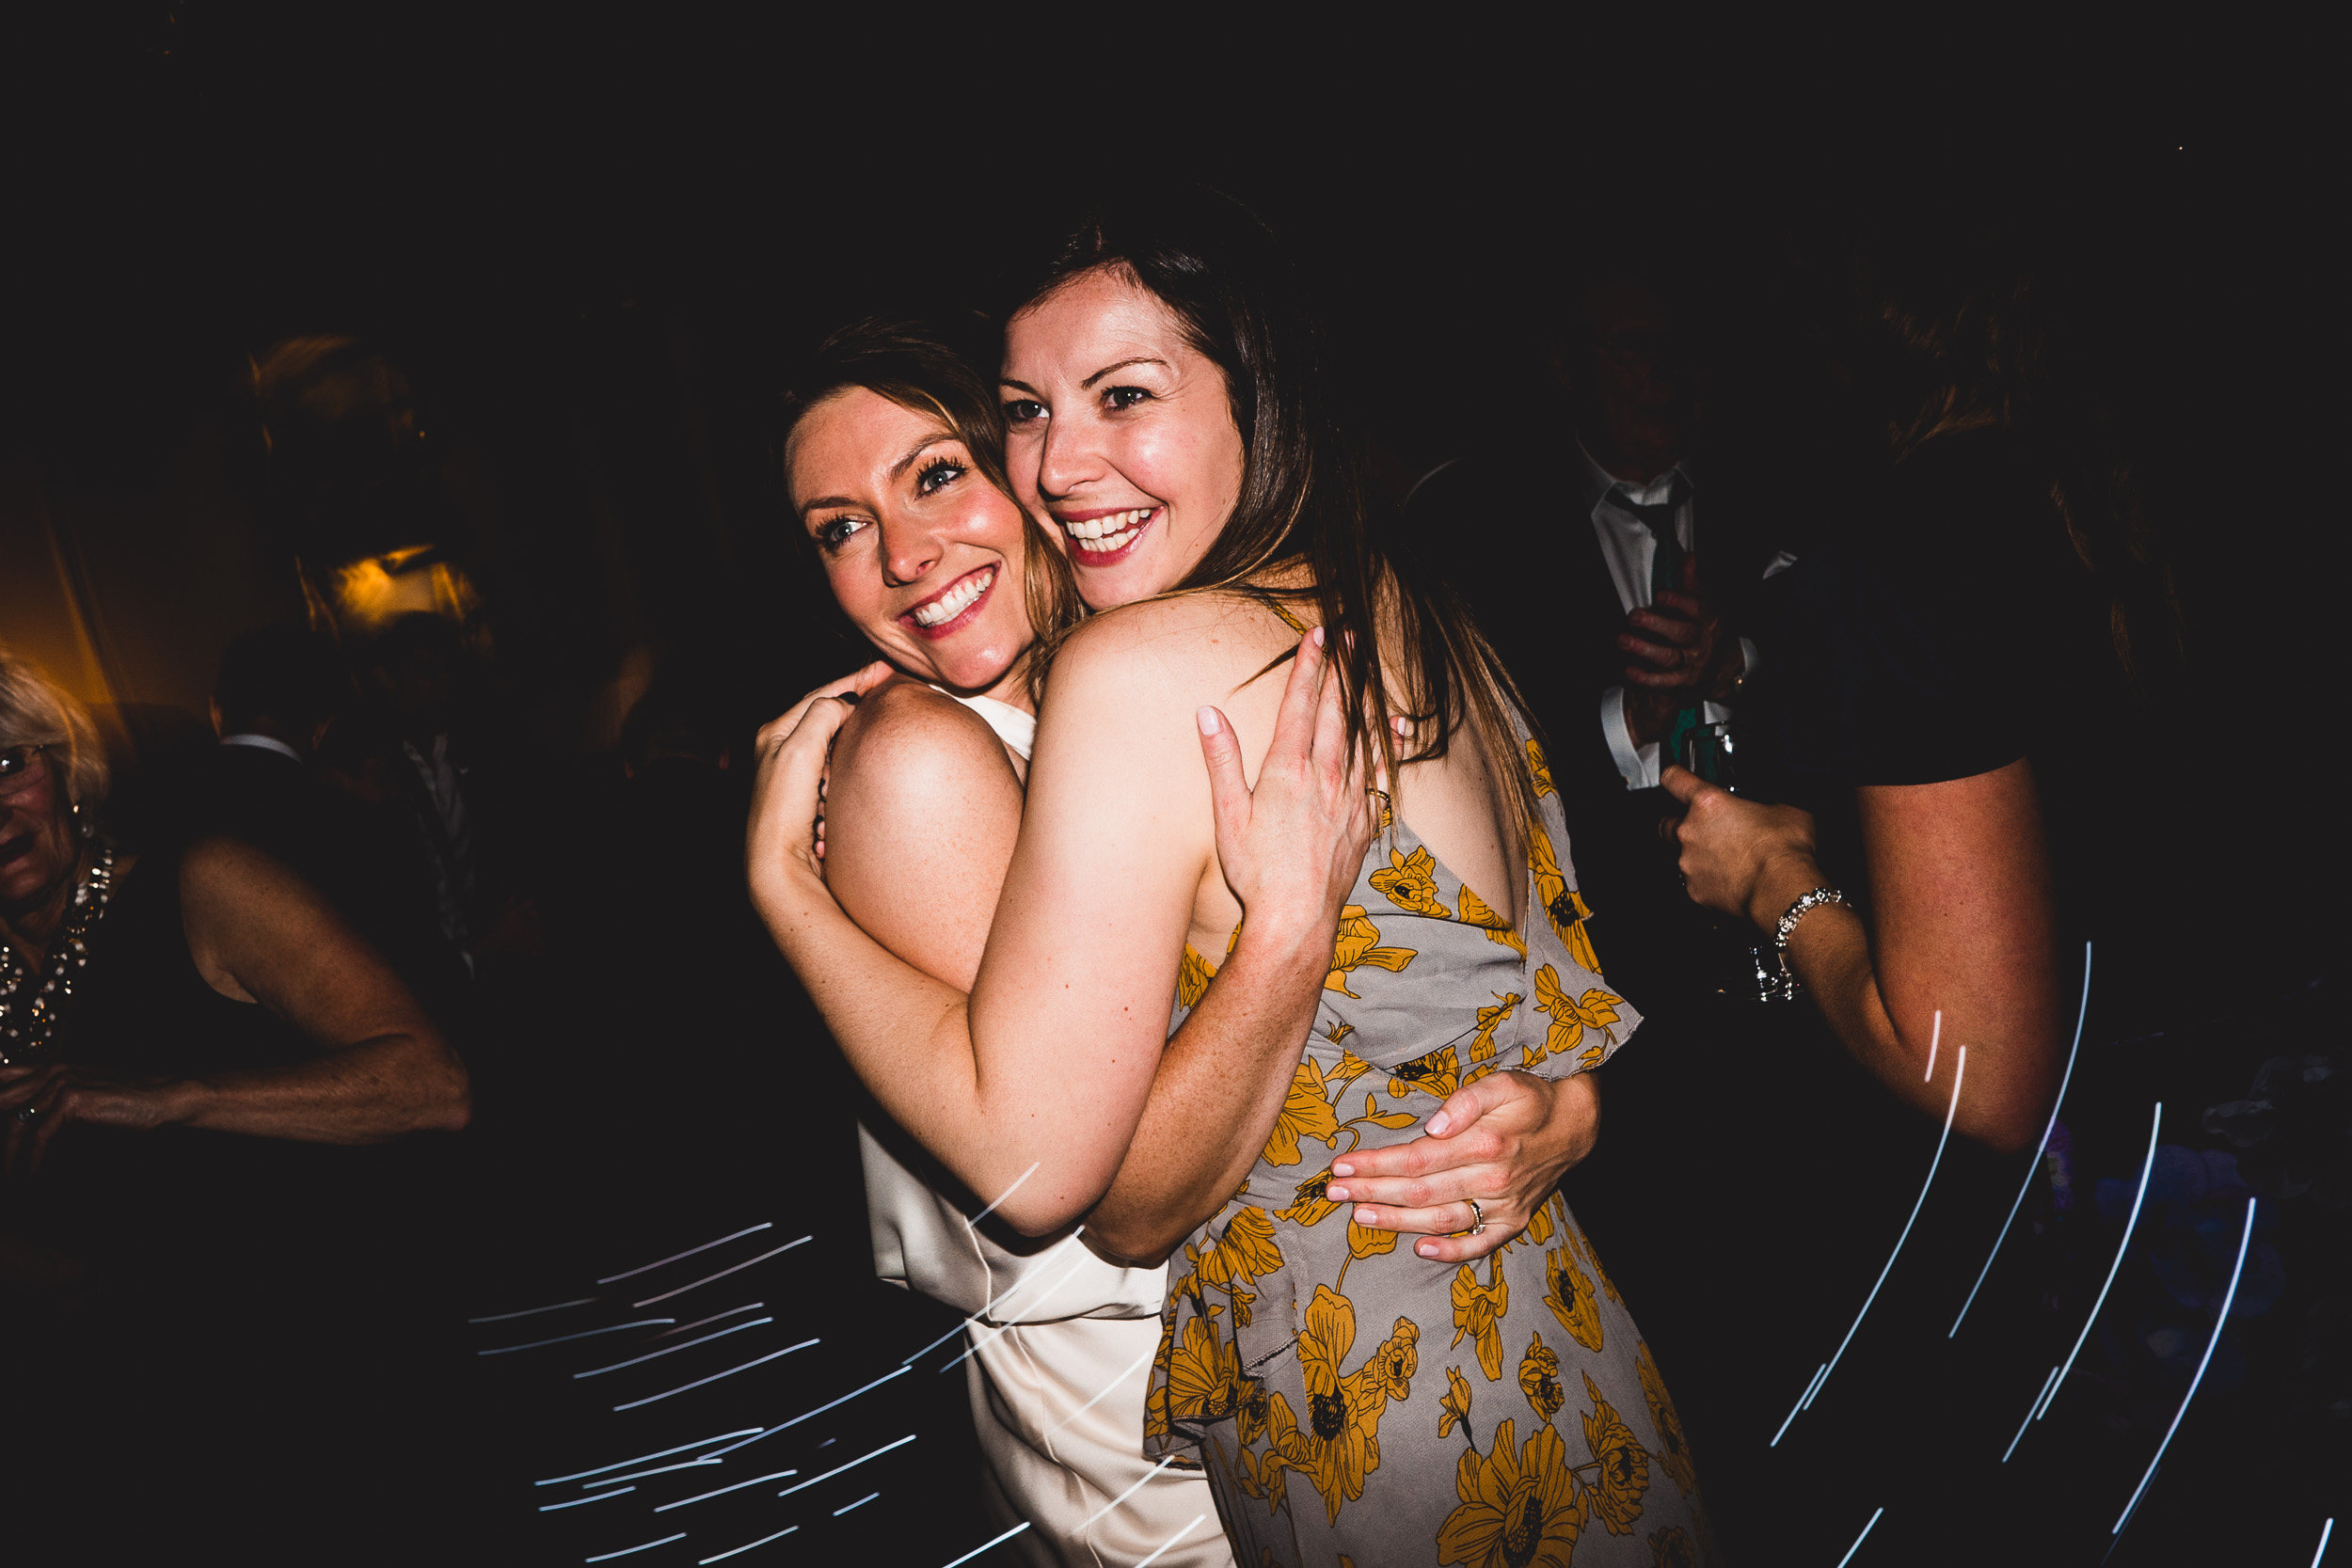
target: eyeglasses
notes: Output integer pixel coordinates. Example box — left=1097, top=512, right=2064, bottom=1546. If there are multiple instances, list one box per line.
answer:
left=0, top=745, right=54, bottom=801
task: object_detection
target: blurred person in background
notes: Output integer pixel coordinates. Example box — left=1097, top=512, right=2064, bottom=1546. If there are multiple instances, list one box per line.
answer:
left=1407, top=257, right=1788, bottom=1012
left=0, top=643, right=472, bottom=1559
left=199, top=623, right=464, bottom=1008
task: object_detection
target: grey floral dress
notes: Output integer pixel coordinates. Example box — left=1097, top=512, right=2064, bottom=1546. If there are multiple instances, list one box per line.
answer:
left=1143, top=734, right=1716, bottom=1568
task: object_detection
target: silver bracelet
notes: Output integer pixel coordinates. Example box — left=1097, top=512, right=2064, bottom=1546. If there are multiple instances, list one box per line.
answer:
left=1768, top=887, right=1851, bottom=999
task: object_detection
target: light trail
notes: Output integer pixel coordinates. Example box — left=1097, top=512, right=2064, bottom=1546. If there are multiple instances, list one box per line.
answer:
left=2312, top=1517, right=2336, bottom=1566
left=940, top=1255, right=1093, bottom=1374
left=599, top=1223, right=774, bottom=1284
left=480, top=1319, right=674, bottom=1355
left=540, top=1487, right=633, bottom=1511
left=580, top=1458, right=723, bottom=1488
left=654, top=1303, right=764, bottom=1339
left=903, top=1231, right=1090, bottom=1365
left=1949, top=942, right=2093, bottom=1338
left=1079, top=1457, right=1175, bottom=1530
left=2111, top=1196, right=2255, bottom=1538
left=585, top=1534, right=686, bottom=1562
left=692, top=1366, right=912, bottom=1460
left=938, top=1522, right=1033, bottom=1568
left=832, top=1492, right=881, bottom=1516
left=774, top=1433, right=916, bottom=1497
left=966, top=1162, right=1041, bottom=1229
left=655, top=1468, right=802, bottom=1513
left=698, top=1526, right=798, bottom=1564
left=1044, top=1341, right=1160, bottom=1439
left=2004, top=1102, right=2163, bottom=1461
left=633, top=1239, right=810, bottom=1307
left=1772, top=1037, right=1963, bottom=1446
left=612, top=1339, right=819, bottom=1412
left=536, top=1431, right=762, bottom=1486
left=469, top=1296, right=597, bottom=1323
left=576, top=1317, right=774, bottom=1378
left=1834, top=1506, right=1884, bottom=1567
left=1136, top=1513, right=1209, bottom=1568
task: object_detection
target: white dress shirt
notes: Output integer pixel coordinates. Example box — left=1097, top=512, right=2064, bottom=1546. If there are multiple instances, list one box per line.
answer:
left=218, top=732, right=302, bottom=764
left=1580, top=440, right=1764, bottom=789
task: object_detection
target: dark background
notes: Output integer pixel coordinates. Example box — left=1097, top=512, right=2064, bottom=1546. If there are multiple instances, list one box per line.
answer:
left=3, top=10, right=2342, bottom=1566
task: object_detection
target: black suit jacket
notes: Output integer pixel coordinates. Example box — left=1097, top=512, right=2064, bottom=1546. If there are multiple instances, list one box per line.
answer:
left=1406, top=450, right=1780, bottom=1007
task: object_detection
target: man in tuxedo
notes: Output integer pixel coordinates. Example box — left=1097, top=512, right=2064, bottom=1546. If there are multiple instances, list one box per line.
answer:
left=1408, top=261, right=1781, bottom=1007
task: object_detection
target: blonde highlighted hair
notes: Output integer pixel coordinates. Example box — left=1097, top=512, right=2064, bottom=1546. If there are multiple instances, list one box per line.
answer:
left=0, top=646, right=109, bottom=813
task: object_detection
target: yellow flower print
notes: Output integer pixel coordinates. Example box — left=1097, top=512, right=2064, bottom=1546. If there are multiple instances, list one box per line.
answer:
left=1334, top=1048, right=1374, bottom=1083
left=1144, top=1313, right=1179, bottom=1439
left=1265, top=1285, right=1392, bottom=1525
left=1526, top=1195, right=1555, bottom=1246
left=1467, top=991, right=1521, bottom=1066
left=1571, top=1222, right=1625, bottom=1307
left=1356, top=1316, right=1420, bottom=1402
left=1164, top=1315, right=1243, bottom=1425
left=1451, top=1255, right=1511, bottom=1380
left=1527, top=831, right=1602, bottom=973
left=1177, top=942, right=1217, bottom=1010
left=1457, top=882, right=1526, bottom=958
left=1236, top=1444, right=1287, bottom=1514
left=1327, top=906, right=1418, bottom=997
left=1648, top=1527, right=1699, bottom=1568
left=1532, top=964, right=1626, bottom=1069
left=1263, top=1058, right=1343, bottom=1167
left=1347, top=1210, right=1402, bottom=1262
left=1581, top=1371, right=1651, bottom=1535
left=1388, top=1042, right=1460, bottom=1101
left=1636, top=1340, right=1697, bottom=1497
left=1542, top=1238, right=1602, bottom=1353
left=1276, top=1168, right=1343, bottom=1227
left=1436, top=1417, right=1585, bottom=1568
left=1438, top=1364, right=1474, bottom=1439
left=1527, top=737, right=1556, bottom=799
left=1212, top=1206, right=1285, bottom=1286
left=1517, top=1331, right=1565, bottom=1425
left=1371, top=845, right=1452, bottom=918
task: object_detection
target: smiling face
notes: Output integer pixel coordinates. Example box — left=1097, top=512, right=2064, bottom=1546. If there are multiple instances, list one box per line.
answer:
left=1000, top=266, right=1246, bottom=610
left=788, top=388, right=1039, bottom=702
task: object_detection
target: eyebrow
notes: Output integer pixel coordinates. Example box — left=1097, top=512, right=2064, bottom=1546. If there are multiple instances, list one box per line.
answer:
left=1080, top=357, right=1168, bottom=390
left=796, top=436, right=961, bottom=522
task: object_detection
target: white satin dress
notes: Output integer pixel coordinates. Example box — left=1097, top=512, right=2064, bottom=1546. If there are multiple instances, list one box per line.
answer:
left=858, top=690, right=1232, bottom=1568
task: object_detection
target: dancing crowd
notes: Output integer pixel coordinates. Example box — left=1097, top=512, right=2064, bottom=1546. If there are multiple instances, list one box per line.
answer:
left=3, top=185, right=2333, bottom=1566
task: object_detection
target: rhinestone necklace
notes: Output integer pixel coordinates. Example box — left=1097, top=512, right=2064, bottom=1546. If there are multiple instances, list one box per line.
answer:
left=0, top=847, right=116, bottom=1067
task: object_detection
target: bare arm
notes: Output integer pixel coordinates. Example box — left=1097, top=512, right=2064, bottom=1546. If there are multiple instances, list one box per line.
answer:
left=750, top=611, right=1360, bottom=1237
left=1665, top=759, right=2061, bottom=1151
left=2, top=838, right=469, bottom=1170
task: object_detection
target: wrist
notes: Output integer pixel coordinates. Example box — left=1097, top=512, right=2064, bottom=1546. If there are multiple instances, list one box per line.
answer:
left=158, top=1076, right=209, bottom=1129
left=1747, top=851, right=1827, bottom=936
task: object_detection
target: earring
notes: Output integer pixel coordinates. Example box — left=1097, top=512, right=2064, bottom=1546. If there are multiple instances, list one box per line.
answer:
left=71, top=799, right=93, bottom=839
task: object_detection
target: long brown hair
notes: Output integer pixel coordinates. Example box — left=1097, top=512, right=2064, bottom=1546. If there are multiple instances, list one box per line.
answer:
left=778, top=316, right=1086, bottom=699
left=1857, top=248, right=2181, bottom=682
left=1012, top=188, right=1545, bottom=840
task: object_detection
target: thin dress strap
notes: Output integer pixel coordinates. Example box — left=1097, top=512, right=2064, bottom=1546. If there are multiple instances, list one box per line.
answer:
left=926, top=686, right=1036, bottom=762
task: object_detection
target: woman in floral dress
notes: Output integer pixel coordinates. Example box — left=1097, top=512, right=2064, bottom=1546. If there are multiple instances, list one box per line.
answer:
left=753, top=190, right=1713, bottom=1564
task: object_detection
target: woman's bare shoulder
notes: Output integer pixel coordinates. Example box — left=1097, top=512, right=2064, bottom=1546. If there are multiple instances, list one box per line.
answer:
left=1050, top=589, right=1301, bottom=693
left=829, top=677, right=1019, bottom=804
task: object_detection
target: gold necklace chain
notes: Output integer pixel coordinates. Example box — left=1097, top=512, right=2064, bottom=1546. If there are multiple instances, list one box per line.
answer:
left=0, top=847, right=117, bottom=1067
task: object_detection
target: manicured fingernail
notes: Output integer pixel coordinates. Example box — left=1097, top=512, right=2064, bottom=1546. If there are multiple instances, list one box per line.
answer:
left=1326, top=1184, right=1349, bottom=1201
left=1426, top=1112, right=1451, bottom=1135
left=1352, top=1206, right=1375, bottom=1226
left=1197, top=706, right=1221, bottom=736
left=1310, top=626, right=1325, bottom=647
left=1330, top=1161, right=1353, bottom=1177
left=1417, top=1240, right=1439, bottom=1258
